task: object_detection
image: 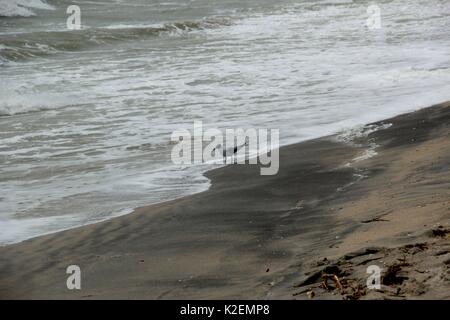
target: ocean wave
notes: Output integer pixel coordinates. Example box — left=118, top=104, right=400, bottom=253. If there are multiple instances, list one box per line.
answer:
left=0, top=87, right=75, bottom=116
left=0, top=103, right=55, bottom=116
left=0, top=17, right=232, bottom=63
left=0, top=0, right=54, bottom=17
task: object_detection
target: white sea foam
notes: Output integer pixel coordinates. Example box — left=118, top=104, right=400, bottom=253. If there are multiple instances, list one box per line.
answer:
left=335, top=123, right=393, bottom=166
left=0, top=0, right=54, bottom=17
left=335, top=123, right=393, bottom=146
left=0, top=86, right=74, bottom=116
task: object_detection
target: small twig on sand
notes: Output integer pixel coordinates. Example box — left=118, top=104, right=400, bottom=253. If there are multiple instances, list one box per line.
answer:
left=361, top=217, right=389, bottom=223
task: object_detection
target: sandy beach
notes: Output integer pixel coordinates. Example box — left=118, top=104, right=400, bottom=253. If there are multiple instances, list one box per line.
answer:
left=0, top=102, right=449, bottom=300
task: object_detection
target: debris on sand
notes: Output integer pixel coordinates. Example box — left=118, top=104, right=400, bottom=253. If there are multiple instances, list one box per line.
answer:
left=431, top=227, right=450, bottom=238
left=382, top=263, right=409, bottom=285
left=292, top=232, right=450, bottom=299
left=361, top=217, right=389, bottom=223
left=307, top=290, right=315, bottom=299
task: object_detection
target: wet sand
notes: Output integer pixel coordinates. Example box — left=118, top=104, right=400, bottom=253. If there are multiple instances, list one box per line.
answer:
left=0, top=102, right=449, bottom=299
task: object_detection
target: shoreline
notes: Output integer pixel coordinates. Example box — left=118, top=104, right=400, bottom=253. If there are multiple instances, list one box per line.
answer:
left=0, top=102, right=435, bottom=247
left=0, top=101, right=449, bottom=299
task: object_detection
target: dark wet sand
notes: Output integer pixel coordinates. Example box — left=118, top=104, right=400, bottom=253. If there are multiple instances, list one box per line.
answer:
left=0, top=102, right=449, bottom=299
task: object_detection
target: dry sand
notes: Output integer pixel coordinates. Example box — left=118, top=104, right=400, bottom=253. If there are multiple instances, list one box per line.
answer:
left=0, top=102, right=449, bottom=299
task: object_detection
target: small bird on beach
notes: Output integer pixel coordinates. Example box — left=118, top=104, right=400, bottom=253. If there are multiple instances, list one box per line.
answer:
left=213, top=141, right=248, bottom=163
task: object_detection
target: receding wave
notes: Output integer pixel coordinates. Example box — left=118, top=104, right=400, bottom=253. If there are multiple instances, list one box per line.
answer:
left=0, top=17, right=233, bottom=63
left=0, top=103, right=56, bottom=117
left=0, top=88, right=76, bottom=116
left=0, top=0, right=54, bottom=17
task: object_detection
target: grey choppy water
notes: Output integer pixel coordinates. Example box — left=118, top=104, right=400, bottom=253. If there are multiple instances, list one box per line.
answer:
left=1, top=0, right=450, bottom=244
